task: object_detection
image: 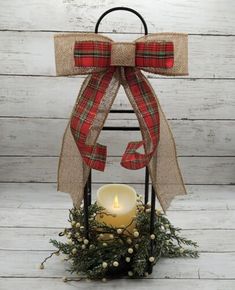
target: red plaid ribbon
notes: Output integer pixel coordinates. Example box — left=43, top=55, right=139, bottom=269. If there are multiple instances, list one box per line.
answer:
left=74, top=41, right=174, bottom=68
left=71, top=41, right=174, bottom=171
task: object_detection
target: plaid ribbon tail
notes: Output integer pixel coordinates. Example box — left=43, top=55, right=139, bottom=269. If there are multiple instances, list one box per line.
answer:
left=120, top=67, right=160, bottom=170
left=70, top=68, right=116, bottom=171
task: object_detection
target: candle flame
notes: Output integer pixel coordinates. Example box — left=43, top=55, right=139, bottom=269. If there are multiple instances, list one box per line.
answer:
left=113, top=193, right=120, bottom=208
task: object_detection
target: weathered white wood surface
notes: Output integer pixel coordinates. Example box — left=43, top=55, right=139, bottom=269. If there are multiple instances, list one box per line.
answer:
left=0, top=156, right=234, bottom=184
left=0, top=250, right=235, bottom=279
left=0, top=184, right=235, bottom=286
left=1, top=278, right=235, bottom=290
left=1, top=118, right=234, bottom=156
left=1, top=227, right=235, bottom=252
left=0, top=183, right=234, bottom=210
left=1, top=32, right=235, bottom=78
left=1, top=207, right=235, bottom=230
left=1, top=76, right=234, bottom=119
left=0, top=184, right=234, bottom=253
left=1, top=1, right=235, bottom=288
left=0, top=0, right=235, bottom=34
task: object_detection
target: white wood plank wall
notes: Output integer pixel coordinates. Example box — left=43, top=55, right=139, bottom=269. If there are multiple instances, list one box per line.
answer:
left=0, top=1, right=235, bottom=289
left=0, top=1, right=234, bottom=186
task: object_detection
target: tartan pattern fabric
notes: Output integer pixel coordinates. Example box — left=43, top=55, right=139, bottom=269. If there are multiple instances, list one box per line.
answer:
left=74, top=41, right=111, bottom=67
left=74, top=41, right=174, bottom=68
left=70, top=68, right=115, bottom=171
left=121, top=68, right=159, bottom=169
left=70, top=40, right=174, bottom=171
left=135, top=41, right=174, bottom=68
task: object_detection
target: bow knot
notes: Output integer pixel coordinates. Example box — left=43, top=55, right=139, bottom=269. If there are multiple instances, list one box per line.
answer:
left=111, top=42, right=136, bottom=67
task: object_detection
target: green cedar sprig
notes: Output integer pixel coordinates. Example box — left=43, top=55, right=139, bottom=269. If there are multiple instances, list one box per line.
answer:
left=41, top=201, right=198, bottom=280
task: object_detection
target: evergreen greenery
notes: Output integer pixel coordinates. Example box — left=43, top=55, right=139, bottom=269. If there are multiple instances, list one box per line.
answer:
left=41, top=198, right=198, bottom=280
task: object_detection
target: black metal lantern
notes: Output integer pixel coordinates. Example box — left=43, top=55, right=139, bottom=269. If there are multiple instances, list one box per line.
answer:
left=82, top=8, right=156, bottom=273
left=41, top=6, right=198, bottom=280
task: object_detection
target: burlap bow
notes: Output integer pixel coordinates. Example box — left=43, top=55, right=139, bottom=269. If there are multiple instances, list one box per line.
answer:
left=54, top=32, right=188, bottom=211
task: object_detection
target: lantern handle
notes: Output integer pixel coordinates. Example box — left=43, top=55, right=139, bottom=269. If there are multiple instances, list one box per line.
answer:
left=95, top=7, right=148, bottom=35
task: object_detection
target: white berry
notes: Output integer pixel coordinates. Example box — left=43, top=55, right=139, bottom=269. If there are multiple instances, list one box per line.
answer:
left=128, top=248, right=133, bottom=254
left=72, top=248, right=77, bottom=254
left=102, top=262, right=108, bottom=268
left=83, top=239, right=89, bottom=245
left=133, top=231, right=139, bottom=238
left=150, top=234, right=155, bottom=240
left=128, top=271, right=133, bottom=276
left=113, top=261, right=119, bottom=267
left=149, top=256, right=155, bottom=262
left=125, top=257, right=131, bottom=262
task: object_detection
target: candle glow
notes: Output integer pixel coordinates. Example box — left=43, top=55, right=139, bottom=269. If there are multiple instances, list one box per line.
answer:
left=96, top=184, right=137, bottom=233
left=113, top=193, right=120, bottom=208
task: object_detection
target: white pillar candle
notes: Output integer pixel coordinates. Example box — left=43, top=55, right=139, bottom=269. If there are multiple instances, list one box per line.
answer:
left=96, top=184, right=137, bottom=233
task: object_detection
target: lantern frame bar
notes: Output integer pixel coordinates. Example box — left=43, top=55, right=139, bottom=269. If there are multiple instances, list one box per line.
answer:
left=83, top=109, right=156, bottom=273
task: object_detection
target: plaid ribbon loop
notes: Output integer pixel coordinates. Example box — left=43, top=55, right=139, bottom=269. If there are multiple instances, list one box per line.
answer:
left=70, top=40, right=174, bottom=171
left=74, top=41, right=174, bottom=68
